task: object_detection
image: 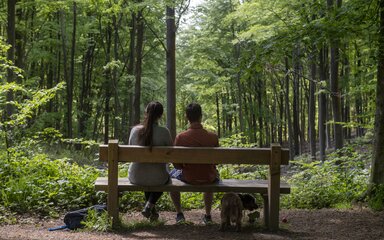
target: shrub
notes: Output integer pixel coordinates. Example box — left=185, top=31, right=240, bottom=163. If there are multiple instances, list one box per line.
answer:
left=283, top=146, right=370, bottom=209
left=368, top=184, right=384, bottom=211
left=0, top=149, right=99, bottom=215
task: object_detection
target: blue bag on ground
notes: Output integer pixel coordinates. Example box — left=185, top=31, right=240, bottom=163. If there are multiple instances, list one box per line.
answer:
left=63, top=204, right=107, bottom=230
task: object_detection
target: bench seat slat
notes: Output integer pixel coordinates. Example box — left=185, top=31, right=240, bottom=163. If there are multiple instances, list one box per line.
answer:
left=95, top=177, right=290, bottom=194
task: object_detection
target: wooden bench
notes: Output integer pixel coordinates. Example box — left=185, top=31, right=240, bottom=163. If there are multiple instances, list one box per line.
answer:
left=96, top=139, right=290, bottom=231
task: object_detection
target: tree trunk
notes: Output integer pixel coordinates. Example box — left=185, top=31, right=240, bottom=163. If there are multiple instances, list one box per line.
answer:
left=166, top=5, right=176, bottom=140
left=104, top=25, right=112, bottom=144
left=309, top=47, right=317, bottom=159
left=113, top=14, right=120, bottom=140
left=6, top=0, right=16, bottom=118
left=292, top=45, right=301, bottom=155
left=285, top=57, right=294, bottom=159
left=78, top=38, right=95, bottom=138
left=256, top=79, right=263, bottom=147
left=216, top=93, right=221, bottom=138
left=371, top=0, right=384, bottom=184
left=60, top=9, right=70, bottom=137
left=354, top=44, right=363, bottom=137
left=133, top=8, right=144, bottom=125
left=328, top=0, right=343, bottom=150
left=122, top=13, right=136, bottom=144
left=319, top=47, right=327, bottom=161
left=68, top=1, right=76, bottom=139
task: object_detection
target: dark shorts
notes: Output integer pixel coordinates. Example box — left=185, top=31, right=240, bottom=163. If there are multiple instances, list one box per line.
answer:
left=169, top=169, right=220, bottom=184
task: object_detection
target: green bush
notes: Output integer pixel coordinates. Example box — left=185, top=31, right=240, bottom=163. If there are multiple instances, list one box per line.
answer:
left=368, top=184, right=384, bottom=211
left=0, top=149, right=99, bottom=215
left=283, top=146, right=370, bottom=209
left=82, top=208, right=112, bottom=232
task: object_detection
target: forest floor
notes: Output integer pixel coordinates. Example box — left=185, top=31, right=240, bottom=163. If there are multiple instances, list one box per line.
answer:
left=0, top=208, right=383, bottom=240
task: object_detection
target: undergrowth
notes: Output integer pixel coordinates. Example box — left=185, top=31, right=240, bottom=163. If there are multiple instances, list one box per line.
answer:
left=0, top=131, right=381, bottom=229
left=282, top=144, right=371, bottom=209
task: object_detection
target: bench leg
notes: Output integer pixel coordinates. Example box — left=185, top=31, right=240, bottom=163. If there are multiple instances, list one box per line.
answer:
left=262, top=194, right=269, bottom=229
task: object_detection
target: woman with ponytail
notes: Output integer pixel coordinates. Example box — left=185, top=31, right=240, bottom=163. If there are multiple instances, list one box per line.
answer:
left=128, top=101, right=172, bottom=221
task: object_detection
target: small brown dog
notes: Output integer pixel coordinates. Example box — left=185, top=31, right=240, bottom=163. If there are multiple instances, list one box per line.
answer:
left=220, top=193, right=258, bottom=232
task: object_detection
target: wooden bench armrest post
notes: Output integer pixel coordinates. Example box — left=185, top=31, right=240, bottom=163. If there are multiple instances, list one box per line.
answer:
left=107, top=140, right=119, bottom=227
left=268, top=144, right=281, bottom=231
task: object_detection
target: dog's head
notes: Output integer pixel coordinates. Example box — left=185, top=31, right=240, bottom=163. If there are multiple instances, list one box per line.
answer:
left=238, top=194, right=258, bottom=211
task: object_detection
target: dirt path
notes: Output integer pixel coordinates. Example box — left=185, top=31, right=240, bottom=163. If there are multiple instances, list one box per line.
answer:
left=0, top=208, right=383, bottom=240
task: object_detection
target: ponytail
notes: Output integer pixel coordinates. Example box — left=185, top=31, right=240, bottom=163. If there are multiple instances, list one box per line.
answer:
left=138, top=101, right=164, bottom=148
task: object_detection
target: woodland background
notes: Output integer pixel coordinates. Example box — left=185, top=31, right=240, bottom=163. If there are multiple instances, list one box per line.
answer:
left=0, top=0, right=384, bottom=226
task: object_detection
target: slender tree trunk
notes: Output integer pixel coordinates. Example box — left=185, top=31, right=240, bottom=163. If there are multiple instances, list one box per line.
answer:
left=67, top=1, right=76, bottom=139
left=78, top=38, right=95, bottom=138
left=285, top=57, right=294, bottom=159
left=60, top=9, right=70, bottom=137
left=166, top=5, right=176, bottom=140
left=6, top=0, right=16, bottom=118
left=15, top=5, right=24, bottom=83
left=113, top=14, right=120, bottom=140
left=309, top=47, right=317, bottom=159
left=292, top=46, right=301, bottom=155
left=342, top=44, right=351, bottom=139
left=122, top=13, right=136, bottom=144
left=371, top=0, right=384, bottom=184
left=133, top=8, right=144, bottom=125
left=104, top=25, right=112, bottom=144
left=256, top=79, right=263, bottom=147
left=216, top=93, right=221, bottom=137
left=354, top=44, right=363, bottom=137
left=319, top=47, right=327, bottom=161
left=328, top=0, right=343, bottom=150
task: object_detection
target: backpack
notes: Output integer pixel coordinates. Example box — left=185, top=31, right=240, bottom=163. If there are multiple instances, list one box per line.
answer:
left=64, top=204, right=107, bottom=230
left=49, top=204, right=107, bottom=231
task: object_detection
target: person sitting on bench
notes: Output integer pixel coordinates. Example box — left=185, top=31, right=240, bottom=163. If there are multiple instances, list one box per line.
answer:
left=170, top=103, right=219, bottom=224
left=128, top=101, right=173, bottom=221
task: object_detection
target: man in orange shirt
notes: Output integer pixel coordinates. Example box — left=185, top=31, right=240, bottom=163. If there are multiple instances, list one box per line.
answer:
left=169, top=103, right=219, bottom=224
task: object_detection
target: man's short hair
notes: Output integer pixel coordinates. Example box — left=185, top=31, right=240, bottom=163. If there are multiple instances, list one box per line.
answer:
left=186, top=103, right=202, bottom=122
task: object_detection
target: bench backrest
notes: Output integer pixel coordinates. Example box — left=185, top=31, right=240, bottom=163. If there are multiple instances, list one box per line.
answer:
left=99, top=140, right=290, bottom=165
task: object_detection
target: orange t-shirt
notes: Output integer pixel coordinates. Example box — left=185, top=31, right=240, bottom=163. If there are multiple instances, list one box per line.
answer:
left=173, top=122, right=219, bottom=184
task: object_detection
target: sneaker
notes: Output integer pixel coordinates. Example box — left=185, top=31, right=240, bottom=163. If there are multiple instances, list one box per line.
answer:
left=141, top=206, right=151, bottom=219
left=176, top=212, right=185, bottom=224
left=202, top=214, right=213, bottom=225
left=149, top=207, right=159, bottom=222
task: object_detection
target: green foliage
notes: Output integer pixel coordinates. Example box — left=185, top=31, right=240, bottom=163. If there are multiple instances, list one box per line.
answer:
left=283, top=146, right=370, bottom=209
left=82, top=208, right=112, bottom=232
left=0, top=144, right=100, bottom=215
left=220, top=133, right=255, bottom=148
left=368, top=184, right=384, bottom=211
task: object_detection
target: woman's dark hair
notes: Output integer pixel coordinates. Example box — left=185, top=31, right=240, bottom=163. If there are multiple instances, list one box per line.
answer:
left=186, top=103, right=202, bottom=122
left=139, top=101, right=163, bottom=147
